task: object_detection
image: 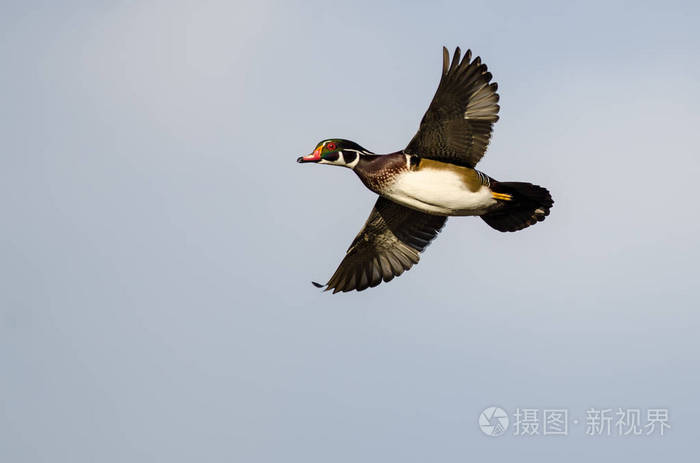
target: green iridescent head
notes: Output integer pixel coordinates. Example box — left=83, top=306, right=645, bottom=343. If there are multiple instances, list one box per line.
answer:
left=297, top=139, right=368, bottom=167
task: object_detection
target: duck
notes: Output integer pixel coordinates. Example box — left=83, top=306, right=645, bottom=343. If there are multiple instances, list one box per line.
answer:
left=297, top=47, right=553, bottom=293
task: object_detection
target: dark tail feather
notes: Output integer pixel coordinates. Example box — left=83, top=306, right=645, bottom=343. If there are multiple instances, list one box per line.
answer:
left=481, top=182, right=554, bottom=232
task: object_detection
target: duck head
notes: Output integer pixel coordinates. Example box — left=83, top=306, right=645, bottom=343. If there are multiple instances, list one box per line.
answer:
left=297, top=139, right=370, bottom=169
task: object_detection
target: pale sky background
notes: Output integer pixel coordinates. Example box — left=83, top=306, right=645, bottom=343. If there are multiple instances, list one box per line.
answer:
left=2, top=0, right=699, bottom=461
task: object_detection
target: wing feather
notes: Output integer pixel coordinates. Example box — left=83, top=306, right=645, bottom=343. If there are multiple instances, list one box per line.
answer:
left=405, top=46, right=500, bottom=167
left=320, top=197, right=447, bottom=293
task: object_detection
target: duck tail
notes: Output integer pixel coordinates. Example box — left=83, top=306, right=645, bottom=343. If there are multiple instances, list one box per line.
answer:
left=481, top=181, right=554, bottom=232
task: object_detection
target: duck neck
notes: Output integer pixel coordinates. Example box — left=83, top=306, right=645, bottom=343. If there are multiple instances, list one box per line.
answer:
left=353, top=151, right=408, bottom=193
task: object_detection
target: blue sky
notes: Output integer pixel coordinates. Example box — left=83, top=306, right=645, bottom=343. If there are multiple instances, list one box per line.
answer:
left=2, top=1, right=699, bottom=461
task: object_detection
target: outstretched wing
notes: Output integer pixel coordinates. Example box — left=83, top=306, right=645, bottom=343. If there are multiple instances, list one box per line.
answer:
left=405, top=47, right=500, bottom=168
left=320, top=197, right=447, bottom=293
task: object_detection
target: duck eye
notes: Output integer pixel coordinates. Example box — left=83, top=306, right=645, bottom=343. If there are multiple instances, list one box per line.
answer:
left=326, top=142, right=337, bottom=151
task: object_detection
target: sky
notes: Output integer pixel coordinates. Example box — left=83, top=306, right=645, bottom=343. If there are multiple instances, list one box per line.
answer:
left=1, top=0, right=699, bottom=461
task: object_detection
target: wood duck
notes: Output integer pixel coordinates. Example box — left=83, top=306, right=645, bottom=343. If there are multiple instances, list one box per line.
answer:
left=298, top=47, right=553, bottom=293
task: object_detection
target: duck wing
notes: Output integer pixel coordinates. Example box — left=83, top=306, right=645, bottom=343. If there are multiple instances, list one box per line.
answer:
left=405, top=46, right=500, bottom=168
left=318, top=197, right=446, bottom=293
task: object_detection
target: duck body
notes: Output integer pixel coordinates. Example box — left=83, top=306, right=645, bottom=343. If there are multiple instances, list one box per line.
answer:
left=354, top=153, right=497, bottom=216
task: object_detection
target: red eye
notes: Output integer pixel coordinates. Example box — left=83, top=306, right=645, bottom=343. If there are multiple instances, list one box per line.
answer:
left=326, top=142, right=337, bottom=151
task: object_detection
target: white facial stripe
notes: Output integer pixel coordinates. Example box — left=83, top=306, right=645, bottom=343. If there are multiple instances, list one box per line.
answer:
left=342, top=150, right=360, bottom=169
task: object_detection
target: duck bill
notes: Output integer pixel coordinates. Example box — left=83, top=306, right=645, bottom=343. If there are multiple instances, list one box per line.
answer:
left=297, top=148, right=322, bottom=163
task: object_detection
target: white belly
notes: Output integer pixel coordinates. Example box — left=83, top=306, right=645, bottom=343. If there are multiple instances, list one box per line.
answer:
left=385, top=168, right=497, bottom=216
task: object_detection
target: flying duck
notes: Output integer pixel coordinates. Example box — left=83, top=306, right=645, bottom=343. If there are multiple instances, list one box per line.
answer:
left=298, top=47, right=553, bottom=293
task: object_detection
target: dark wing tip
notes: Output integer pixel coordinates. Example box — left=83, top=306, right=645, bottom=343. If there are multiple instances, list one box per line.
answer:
left=311, top=281, right=324, bottom=288
left=442, top=47, right=449, bottom=74
left=450, top=47, right=461, bottom=71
